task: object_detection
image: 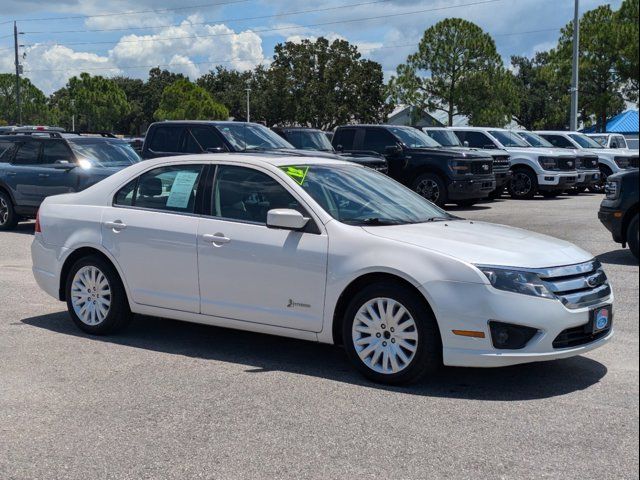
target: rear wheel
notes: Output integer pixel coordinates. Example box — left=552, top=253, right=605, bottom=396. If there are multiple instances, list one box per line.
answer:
left=0, top=191, right=18, bottom=231
left=342, top=283, right=442, bottom=385
left=627, top=214, right=639, bottom=262
left=508, top=169, right=537, bottom=199
left=65, top=255, right=131, bottom=335
left=412, top=173, right=448, bottom=207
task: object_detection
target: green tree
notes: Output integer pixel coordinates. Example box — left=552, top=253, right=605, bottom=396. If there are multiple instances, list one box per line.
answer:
left=388, top=18, right=516, bottom=126
left=143, top=68, right=187, bottom=126
left=154, top=79, right=228, bottom=120
left=197, top=66, right=256, bottom=121
left=511, top=52, right=569, bottom=130
left=616, top=0, right=639, bottom=103
left=267, top=37, right=388, bottom=129
left=112, top=76, right=146, bottom=135
left=553, top=5, right=625, bottom=130
left=49, top=73, right=130, bottom=131
left=0, top=74, right=52, bottom=125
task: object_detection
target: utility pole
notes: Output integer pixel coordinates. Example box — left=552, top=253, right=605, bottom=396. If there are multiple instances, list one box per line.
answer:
left=570, top=0, right=580, bottom=131
left=14, top=21, right=23, bottom=126
left=71, top=99, right=75, bottom=131
left=246, top=86, right=251, bottom=123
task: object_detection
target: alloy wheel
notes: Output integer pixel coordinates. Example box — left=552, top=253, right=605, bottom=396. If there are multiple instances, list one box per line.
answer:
left=352, top=297, right=419, bottom=375
left=415, top=179, right=440, bottom=203
left=512, top=172, right=532, bottom=197
left=71, top=266, right=112, bottom=326
left=0, top=197, right=8, bottom=225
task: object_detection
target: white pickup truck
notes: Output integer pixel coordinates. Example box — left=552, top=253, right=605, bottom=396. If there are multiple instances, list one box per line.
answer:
left=451, top=127, right=578, bottom=199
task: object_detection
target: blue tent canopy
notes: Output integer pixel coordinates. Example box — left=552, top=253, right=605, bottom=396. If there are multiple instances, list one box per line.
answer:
left=583, top=110, right=639, bottom=134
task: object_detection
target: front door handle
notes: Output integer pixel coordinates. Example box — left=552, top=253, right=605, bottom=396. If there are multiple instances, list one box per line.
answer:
left=202, top=233, right=231, bottom=245
left=6, top=172, right=17, bottom=177
left=38, top=173, right=50, bottom=178
left=104, top=220, right=127, bottom=232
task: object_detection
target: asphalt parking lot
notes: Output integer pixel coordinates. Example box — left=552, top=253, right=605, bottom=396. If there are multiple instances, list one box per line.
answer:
left=0, top=193, right=638, bottom=480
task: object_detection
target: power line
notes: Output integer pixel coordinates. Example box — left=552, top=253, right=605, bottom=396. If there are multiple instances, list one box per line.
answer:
left=0, top=0, right=252, bottom=26
left=23, top=0, right=394, bottom=35
left=13, top=0, right=504, bottom=50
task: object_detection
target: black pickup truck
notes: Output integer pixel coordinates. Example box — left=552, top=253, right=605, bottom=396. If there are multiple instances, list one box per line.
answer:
left=142, top=121, right=387, bottom=172
left=599, top=169, right=639, bottom=261
left=332, top=125, right=496, bottom=207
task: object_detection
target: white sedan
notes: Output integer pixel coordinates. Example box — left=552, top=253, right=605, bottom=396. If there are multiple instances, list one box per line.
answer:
left=32, top=154, right=614, bottom=384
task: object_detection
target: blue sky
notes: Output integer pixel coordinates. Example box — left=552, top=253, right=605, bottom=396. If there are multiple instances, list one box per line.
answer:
left=0, top=0, right=623, bottom=94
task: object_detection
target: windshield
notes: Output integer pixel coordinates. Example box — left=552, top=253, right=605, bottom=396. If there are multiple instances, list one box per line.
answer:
left=424, top=129, right=462, bottom=147
left=569, top=133, right=602, bottom=149
left=489, top=130, right=531, bottom=148
left=517, top=131, right=554, bottom=148
left=67, top=139, right=140, bottom=167
left=217, top=123, right=293, bottom=150
left=285, top=130, right=334, bottom=151
left=388, top=127, right=441, bottom=148
left=285, top=164, right=452, bottom=225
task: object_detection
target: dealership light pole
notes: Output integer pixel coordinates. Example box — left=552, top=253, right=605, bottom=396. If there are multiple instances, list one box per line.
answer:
left=246, top=85, right=251, bottom=123
left=570, top=0, right=580, bottom=131
left=13, top=21, right=23, bottom=126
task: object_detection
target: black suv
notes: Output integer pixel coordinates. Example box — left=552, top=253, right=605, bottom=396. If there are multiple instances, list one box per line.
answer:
left=142, top=121, right=387, bottom=172
left=599, top=169, right=639, bottom=261
left=0, top=131, right=140, bottom=230
left=272, top=127, right=388, bottom=173
left=332, top=125, right=496, bottom=207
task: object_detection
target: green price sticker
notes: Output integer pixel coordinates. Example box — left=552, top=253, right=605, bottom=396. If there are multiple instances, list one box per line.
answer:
left=281, top=166, right=309, bottom=185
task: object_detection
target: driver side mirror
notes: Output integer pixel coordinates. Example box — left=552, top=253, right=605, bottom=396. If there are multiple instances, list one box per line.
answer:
left=463, top=141, right=470, bottom=147
left=385, top=144, right=402, bottom=156
left=335, top=144, right=344, bottom=152
left=52, top=160, right=76, bottom=171
left=266, top=209, right=309, bottom=231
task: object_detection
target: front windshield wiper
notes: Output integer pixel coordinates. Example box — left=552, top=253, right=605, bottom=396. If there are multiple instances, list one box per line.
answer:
left=354, top=218, right=403, bottom=226
left=424, top=216, right=452, bottom=222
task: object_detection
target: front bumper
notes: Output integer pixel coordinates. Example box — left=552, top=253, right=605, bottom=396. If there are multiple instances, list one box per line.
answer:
left=421, top=280, right=614, bottom=368
left=537, top=172, right=578, bottom=190
left=448, top=176, right=496, bottom=200
left=598, top=205, right=624, bottom=243
left=576, top=170, right=601, bottom=187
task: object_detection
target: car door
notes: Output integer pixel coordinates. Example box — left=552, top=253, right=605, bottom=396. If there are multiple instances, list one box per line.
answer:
left=197, top=164, right=328, bottom=332
left=36, top=140, right=81, bottom=200
left=102, top=163, right=205, bottom=313
left=361, top=128, right=403, bottom=178
left=5, top=139, right=46, bottom=208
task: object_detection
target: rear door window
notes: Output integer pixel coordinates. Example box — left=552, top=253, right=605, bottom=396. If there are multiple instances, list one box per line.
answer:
left=333, top=129, right=356, bottom=150
left=0, top=141, right=17, bottom=161
left=12, top=141, right=41, bottom=165
left=148, top=126, right=185, bottom=153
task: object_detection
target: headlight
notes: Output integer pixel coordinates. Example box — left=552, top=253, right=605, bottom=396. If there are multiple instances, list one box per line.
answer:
left=614, top=156, right=630, bottom=168
left=477, top=266, right=555, bottom=299
left=605, top=180, right=620, bottom=200
left=449, top=160, right=470, bottom=173
left=538, top=156, right=558, bottom=170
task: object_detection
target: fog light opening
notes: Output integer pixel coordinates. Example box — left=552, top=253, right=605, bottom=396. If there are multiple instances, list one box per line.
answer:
left=489, top=321, right=538, bottom=350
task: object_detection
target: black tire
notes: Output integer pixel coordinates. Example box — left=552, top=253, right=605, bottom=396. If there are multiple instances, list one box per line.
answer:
left=455, top=199, right=478, bottom=208
left=342, top=282, right=442, bottom=385
left=65, top=255, right=131, bottom=335
left=508, top=168, right=538, bottom=199
left=412, top=173, right=448, bottom=207
left=0, top=190, right=19, bottom=231
left=627, top=214, right=639, bottom=262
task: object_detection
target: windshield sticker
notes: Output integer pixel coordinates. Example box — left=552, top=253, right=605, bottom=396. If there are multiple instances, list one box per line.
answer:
left=281, top=166, right=309, bottom=185
left=166, top=171, right=200, bottom=208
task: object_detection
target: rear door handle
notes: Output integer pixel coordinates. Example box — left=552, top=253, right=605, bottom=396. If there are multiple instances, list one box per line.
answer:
left=202, top=233, right=231, bottom=245
left=38, top=173, right=50, bottom=178
left=104, top=220, right=127, bottom=231
left=6, top=172, right=17, bottom=177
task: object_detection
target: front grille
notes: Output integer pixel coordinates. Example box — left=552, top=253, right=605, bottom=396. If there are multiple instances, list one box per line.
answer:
left=557, top=156, right=577, bottom=171
left=491, top=154, right=511, bottom=173
left=538, top=260, right=611, bottom=310
left=470, top=160, right=493, bottom=175
left=630, top=156, right=639, bottom=168
left=577, top=155, right=599, bottom=170
left=553, top=323, right=611, bottom=349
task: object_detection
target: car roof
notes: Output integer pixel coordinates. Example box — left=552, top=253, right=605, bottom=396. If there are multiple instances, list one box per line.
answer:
left=535, top=131, right=578, bottom=135
left=138, top=153, right=354, bottom=168
left=150, top=120, right=260, bottom=127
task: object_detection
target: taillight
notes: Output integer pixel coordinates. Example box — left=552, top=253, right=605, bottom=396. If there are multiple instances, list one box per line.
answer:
left=35, top=210, right=42, bottom=233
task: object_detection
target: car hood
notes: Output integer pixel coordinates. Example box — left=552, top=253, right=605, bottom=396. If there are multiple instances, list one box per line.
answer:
left=503, top=147, right=573, bottom=157
left=580, top=148, right=635, bottom=157
left=364, top=220, right=592, bottom=269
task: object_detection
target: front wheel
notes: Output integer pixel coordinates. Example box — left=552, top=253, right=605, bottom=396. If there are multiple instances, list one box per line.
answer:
left=508, top=169, right=538, bottom=199
left=342, top=283, right=442, bottom=385
left=412, top=173, right=448, bottom=207
left=0, top=191, right=18, bottom=231
left=65, top=255, right=131, bottom=335
left=628, top=214, right=639, bottom=262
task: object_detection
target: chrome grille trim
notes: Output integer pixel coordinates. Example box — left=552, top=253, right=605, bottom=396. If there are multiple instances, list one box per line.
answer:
left=537, top=260, right=611, bottom=309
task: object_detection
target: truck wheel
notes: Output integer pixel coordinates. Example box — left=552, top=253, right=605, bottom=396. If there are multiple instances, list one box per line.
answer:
left=342, top=282, right=442, bottom=385
left=589, top=166, right=612, bottom=193
left=0, top=191, right=19, bottom=231
left=412, top=173, right=448, bottom=207
left=508, top=169, right=537, bottom=199
left=628, top=214, right=639, bottom=262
